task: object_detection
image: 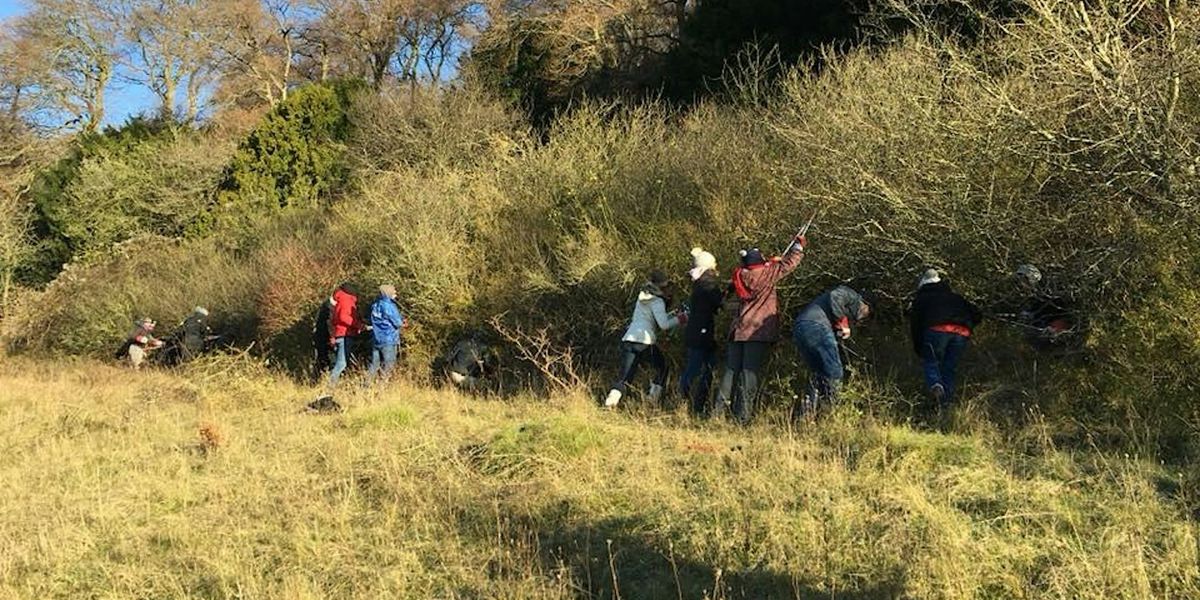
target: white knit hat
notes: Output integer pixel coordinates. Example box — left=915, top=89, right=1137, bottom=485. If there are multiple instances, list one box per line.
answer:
left=689, top=247, right=717, bottom=280
left=917, top=268, right=941, bottom=289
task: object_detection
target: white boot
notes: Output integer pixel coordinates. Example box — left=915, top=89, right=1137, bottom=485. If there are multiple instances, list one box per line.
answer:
left=648, top=383, right=664, bottom=404
left=604, top=389, right=622, bottom=408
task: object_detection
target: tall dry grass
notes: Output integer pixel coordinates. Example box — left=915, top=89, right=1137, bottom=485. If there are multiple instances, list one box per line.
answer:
left=0, top=357, right=1196, bottom=599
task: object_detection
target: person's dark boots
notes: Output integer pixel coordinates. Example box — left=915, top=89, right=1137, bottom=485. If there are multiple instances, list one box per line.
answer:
left=710, top=396, right=728, bottom=421
left=930, top=383, right=946, bottom=404
left=648, top=383, right=665, bottom=406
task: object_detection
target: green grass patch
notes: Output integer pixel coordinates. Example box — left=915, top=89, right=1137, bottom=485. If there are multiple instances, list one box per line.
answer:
left=347, top=404, right=417, bottom=431
left=488, top=416, right=605, bottom=459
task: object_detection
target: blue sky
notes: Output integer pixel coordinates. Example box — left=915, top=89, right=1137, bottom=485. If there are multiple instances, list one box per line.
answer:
left=1, top=0, right=157, bottom=126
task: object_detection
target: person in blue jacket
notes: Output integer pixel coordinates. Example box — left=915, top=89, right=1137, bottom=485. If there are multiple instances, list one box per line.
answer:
left=367, top=284, right=406, bottom=385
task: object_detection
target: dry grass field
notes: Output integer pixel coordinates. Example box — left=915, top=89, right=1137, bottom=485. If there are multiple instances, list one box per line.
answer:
left=0, top=356, right=1196, bottom=599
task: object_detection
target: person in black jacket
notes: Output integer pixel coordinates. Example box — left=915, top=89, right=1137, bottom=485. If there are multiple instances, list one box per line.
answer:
left=180, top=306, right=212, bottom=362
left=1014, top=264, right=1083, bottom=352
left=445, top=332, right=495, bottom=392
left=311, top=295, right=335, bottom=382
left=909, top=269, right=983, bottom=407
left=679, top=247, right=725, bottom=416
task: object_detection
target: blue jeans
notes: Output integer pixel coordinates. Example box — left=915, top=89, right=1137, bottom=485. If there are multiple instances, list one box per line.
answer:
left=921, top=330, right=970, bottom=403
left=367, top=343, right=399, bottom=385
left=328, top=337, right=350, bottom=388
left=680, top=346, right=717, bottom=415
left=793, top=320, right=844, bottom=414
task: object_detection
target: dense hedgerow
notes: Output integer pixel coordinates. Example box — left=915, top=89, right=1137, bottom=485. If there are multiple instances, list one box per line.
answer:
left=21, top=118, right=232, bottom=284
left=207, top=81, right=363, bottom=241
left=6, top=1, right=1200, bottom=458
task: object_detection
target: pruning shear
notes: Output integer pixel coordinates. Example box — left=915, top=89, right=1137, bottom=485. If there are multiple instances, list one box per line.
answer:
left=783, top=211, right=819, bottom=255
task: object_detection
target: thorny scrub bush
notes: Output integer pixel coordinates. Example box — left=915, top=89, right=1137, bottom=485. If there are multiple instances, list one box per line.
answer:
left=8, top=0, right=1200, bottom=460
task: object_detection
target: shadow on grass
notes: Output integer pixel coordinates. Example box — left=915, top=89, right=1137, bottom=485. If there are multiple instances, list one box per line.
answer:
left=481, top=509, right=905, bottom=600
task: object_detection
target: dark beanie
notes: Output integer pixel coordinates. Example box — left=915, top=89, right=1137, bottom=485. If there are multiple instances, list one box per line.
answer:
left=740, top=248, right=766, bottom=267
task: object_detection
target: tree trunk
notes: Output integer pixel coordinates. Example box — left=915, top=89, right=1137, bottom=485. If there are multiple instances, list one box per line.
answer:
left=161, top=73, right=178, bottom=119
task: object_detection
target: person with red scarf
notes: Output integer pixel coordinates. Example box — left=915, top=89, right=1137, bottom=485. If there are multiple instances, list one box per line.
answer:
left=713, top=233, right=807, bottom=423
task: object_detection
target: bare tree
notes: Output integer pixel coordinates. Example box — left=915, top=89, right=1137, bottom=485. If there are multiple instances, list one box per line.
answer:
left=311, top=0, right=483, bottom=88
left=15, top=0, right=121, bottom=132
left=119, top=0, right=234, bottom=122
left=208, top=0, right=313, bottom=109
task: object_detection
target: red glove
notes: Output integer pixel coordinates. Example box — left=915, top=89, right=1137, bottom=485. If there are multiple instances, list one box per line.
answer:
left=834, top=316, right=851, bottom=339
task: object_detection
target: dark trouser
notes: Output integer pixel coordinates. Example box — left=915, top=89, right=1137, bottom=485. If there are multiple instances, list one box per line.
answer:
left=715, top=341, right=772, bottom=424
left=921, top=330, right=970, bottom=405
left=313, top=337, right=331, bottom=381
left=793, top=320, right=844, bottom=416
left=680, top=345, right=718, bottom=415
left=611, top=341, right=668, bottom=394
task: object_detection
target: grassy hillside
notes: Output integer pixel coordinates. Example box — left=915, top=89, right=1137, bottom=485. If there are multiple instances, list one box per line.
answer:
left=1, top=357, right=1196, bottom=599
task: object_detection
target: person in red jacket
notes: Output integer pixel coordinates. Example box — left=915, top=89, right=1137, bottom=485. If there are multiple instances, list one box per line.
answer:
left=327, top=282, right=365, bottom=388
left=713, top=233, right=807, bottom=424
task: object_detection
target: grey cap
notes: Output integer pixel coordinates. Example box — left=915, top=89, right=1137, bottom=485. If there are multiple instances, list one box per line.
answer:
left=1015, top=264, right=1042, bottom=285
left=917, top=268, right=941, bottom=289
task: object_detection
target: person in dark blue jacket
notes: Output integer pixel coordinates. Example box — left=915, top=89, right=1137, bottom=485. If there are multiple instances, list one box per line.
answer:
left=793, top=285, right=870, bottom=417
left=367, top=284, right=406, bottom=385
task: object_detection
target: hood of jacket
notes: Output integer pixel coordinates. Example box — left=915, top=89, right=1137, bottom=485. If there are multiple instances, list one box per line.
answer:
left=333, top=288, right=357, bottom=306
left=638, top=282, right=668, bottom=302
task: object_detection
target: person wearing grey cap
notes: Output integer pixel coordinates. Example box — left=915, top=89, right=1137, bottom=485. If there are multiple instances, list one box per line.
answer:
left=909, top=269, right=983, bottom=412
left=792, top=285, right=869, bottom=417
left=366, top=284, right=406, bottom=385
left=180, top=306, right=212, bottom=362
